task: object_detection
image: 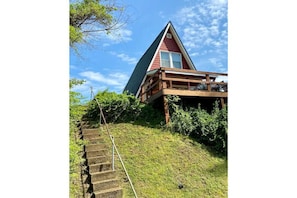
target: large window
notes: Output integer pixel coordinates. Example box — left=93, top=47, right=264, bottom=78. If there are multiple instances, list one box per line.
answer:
left=160, top=51, right=182, bottom=69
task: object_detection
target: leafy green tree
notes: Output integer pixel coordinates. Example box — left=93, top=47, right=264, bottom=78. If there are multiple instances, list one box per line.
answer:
left=70, top=0, right=125, bottom=49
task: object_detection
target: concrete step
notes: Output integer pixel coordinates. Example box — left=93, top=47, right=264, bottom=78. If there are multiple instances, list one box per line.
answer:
left=81, top=123, right=98, bottom=129
left=86, top=149, right=108, bottom=158
left=81, top=119, right=98, bottom=124
left=82, top=128, right=100, bottom=135
left=82, top=133, right=103, bottom=140
left=93, top=187, right=123, bottom=198
left=87, top=156, right=108, bottom=165
left=87, top=138, right=105, bottom=145
left=92, top=178, right=120, bottom=192
left=90, top=170, right=117, bottom=183
left=85, top=144, right=106, bottom=152
left=82, top=133, right=100, bottom=139
left=82, top=135, right=104, bottom=144
left=88, top=162, right=112, bottom=173
left=81, top=131, right=102, bottom=137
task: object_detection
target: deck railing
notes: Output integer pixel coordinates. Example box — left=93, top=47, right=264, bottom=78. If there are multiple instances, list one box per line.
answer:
left=140, top=67, right=228, bottom=102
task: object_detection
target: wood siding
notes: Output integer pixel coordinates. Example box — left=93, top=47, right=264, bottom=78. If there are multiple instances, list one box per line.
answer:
left=150, top=30, right=190, bottom=71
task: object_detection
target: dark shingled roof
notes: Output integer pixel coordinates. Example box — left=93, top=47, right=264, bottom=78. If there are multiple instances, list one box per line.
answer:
left=123, top=23, right=167, bottom=96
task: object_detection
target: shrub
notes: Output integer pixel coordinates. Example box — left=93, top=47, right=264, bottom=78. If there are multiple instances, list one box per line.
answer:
left=167, top=96, right=228, bottom=154
left=85, top=90, right=164, bottom=125
left=168, top=105, right=195, bottom=135
left=136, top=103, right=165, bottom=126
left=86, top=90, right=143, bottom=122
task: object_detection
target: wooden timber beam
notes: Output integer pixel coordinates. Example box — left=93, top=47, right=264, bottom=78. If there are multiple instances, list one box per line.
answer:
left=163, top=95, right=170, bottom=124
left=206, top=74, right=211, bottom=91
left=220, top=97, right=225, bottom=108
left=160, top=67, right=228, bottom=76
left=163, top=89, right=228, bottom=97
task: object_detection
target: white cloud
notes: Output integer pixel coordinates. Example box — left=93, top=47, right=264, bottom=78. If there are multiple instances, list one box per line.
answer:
left=80, top=71, right=123, bottom=86
left=72, top=70, right=130, bottom=100
left=174, top=0, right=227, bottom=72
left=71, top=80, right=111, bottom=102
left=87, top=25, right=133, bottom=45
left=70, top=65, right=77, bottom=70
left=109, top=72, right=129, bottom=81
left=109, top=51, right=137, bottom=65
left=209, top=57, right=226, bottom=72
left=215, top=75, right=228, bottom=82
left=71, top=80, right=91, bottom=92
left=190, top=52, right=199, bottom=57
left=106, top=28, right=132, bottom=43
left=212, top=0, right=227, bottom=6
left=159, top=11, right=165, bottom=19
left=116, top=53, right=137, bottom=65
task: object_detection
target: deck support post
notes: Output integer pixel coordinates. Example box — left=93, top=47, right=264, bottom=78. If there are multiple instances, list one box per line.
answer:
left=141, top=85, right=145, bottom=102
left=206, top=74, right=211, bottom=91
left=220, top=97, right=225, bottom=108
left=163, top=95, right=170, bottom=124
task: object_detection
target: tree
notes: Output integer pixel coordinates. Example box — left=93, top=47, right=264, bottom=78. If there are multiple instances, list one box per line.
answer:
left=70, top=0, right=126, bottom=49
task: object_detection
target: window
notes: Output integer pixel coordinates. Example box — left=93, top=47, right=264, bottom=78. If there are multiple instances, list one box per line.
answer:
left=160, top=51, right=182, bottom=69
left=166, top=33, right=172, bottom=39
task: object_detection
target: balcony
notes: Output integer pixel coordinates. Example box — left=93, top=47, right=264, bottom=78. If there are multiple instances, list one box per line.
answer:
left=140, top=67, right=228, bottom=103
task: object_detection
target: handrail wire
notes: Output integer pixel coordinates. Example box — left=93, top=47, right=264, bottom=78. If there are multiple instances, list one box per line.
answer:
left=90, top=88, right=138, bottom=198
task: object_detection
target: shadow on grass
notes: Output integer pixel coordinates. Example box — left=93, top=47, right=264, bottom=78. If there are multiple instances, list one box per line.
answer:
left=188, top=133, right=228, bottom=159
left=206, top=159, right=228, bottom=177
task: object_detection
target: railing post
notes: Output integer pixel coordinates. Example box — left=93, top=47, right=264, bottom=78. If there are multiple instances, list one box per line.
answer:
left=161, top=69, right=167, bottom=89
left=206, top=74, right=211, bottom=91
left=159, top=71, right=162, bottom=90
left=111, top=135, right=115, bottom=171
left=141, top=85, right=145, bottom=102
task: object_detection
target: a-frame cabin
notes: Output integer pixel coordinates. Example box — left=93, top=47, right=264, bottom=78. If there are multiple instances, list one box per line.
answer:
left=124, top=21, right=227, bottom=123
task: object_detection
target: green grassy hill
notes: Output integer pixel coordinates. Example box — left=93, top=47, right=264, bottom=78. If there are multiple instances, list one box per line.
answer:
left=100, top=123, right=227, bottom=198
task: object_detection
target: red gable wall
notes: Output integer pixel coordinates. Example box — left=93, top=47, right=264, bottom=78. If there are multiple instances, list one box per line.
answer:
left=149, top=30, right=190, bottom=71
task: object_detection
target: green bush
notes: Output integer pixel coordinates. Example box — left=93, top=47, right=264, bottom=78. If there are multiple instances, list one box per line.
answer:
left=136, top=103, right=165, bottom=126
left=166, top=95, right=195, bottom=135
left=85, top=90, right=164, bottom=125
left=191, top=103, right=227, bottom=154
left=167, top=96, right=227, bottom=154
left=86, top=90, right=142, bottom=122
left=168, top=107, right=195, bottom=136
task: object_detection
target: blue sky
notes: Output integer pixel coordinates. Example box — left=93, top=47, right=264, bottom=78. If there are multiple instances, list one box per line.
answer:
left=70, top=0, right=228, bottom=100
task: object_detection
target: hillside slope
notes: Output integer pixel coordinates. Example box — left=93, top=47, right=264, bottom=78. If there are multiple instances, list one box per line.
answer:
left=100, top=123, right=227, bottom=198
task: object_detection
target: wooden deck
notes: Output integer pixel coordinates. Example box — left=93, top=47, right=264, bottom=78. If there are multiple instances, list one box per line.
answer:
left=140, top=67, right=228, bottom=123
left=140, top=67, right=228, bottom=103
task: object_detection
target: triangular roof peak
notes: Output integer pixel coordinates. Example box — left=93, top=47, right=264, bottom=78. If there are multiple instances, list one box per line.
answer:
left=147, top=21, right=196, bottom=71
left=123, top=21, right=196, bottom=96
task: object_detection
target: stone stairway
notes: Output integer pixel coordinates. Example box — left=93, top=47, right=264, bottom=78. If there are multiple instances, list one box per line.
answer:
left=79, top=120, right=123, bottom=198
